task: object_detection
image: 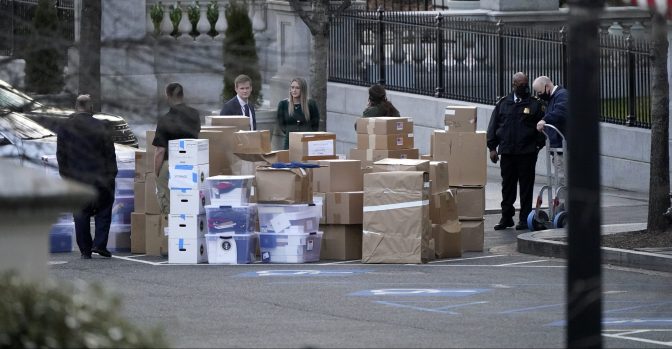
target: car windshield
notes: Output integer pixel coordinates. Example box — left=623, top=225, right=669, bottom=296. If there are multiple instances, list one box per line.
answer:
left=0, top=84, right=40, bottom=111
left=0, top=111, right=55, bottom=140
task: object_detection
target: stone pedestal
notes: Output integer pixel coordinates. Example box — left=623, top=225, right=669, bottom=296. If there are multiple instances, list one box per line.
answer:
left=480, top=0, right=559, bottom=11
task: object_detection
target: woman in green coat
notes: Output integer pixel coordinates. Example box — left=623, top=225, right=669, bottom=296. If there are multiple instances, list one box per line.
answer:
left=276, top=77, right=320, bottom=150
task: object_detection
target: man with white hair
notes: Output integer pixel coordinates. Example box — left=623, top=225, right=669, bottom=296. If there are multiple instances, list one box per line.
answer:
left=532, top=76, right=568, bottom=184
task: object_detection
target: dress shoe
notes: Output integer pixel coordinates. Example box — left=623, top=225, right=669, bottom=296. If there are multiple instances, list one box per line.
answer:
left=91, top=248, right=112, bottom=258
left=81, top=254, right=92, bottom=259
left=494, top=218, right=515, bottom=230
left=515, top=222, right=528, bottom=230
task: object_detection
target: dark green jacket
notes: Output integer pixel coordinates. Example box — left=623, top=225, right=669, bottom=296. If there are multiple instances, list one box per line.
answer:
left=276, top=99, right=320, bottom=149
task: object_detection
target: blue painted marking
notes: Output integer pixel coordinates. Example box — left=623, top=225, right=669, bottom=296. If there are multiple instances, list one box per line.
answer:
left=499, top=303, right=564, bottom=314
left=547, top=318, right=672, bottom=327
left=237, top=269, right=370, bottom=277
left=349, top=288, right=491, bottom=297
left=375, top=300, right=488, bottom=314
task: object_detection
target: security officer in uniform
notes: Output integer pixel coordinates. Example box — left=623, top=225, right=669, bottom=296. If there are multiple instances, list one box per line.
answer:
left=487, top=72, right=545, bottom=231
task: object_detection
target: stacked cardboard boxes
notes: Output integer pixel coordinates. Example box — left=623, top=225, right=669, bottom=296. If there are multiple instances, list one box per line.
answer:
left=350, top=117, right=419, bottom=167
left=313, top=159, right=364, bottom=261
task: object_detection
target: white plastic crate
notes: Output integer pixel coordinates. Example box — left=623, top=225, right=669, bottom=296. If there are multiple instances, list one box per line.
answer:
left=205, top=233, right=258, bottom=264
left=257, top=204, right=321, bottom=234
left=206, top=175, right=254, bottom=206
left=259, top=231, right=322, bottom=263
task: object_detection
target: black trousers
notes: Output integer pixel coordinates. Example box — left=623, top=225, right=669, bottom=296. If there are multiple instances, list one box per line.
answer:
left=73, top=184, right=115, bottom=255
left=500, top=153, right=538, bottom=223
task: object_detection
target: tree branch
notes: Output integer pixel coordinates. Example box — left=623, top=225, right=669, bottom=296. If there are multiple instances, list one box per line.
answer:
left=288, top=0, right=321, bottom=35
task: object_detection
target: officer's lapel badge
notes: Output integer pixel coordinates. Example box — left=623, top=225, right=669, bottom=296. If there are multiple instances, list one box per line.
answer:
left=523, top=107, right=530, bottom=114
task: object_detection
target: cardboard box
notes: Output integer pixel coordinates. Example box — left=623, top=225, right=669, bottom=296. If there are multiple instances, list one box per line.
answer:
left=433, top=223, right=462, bottom=259
left=234, top=150, right=289, bottom=164
left=146, top=130, right=156, bottom=171
left=362, top=171, right=432, bottom=264
left=372, top=158, right=430, bottom=173
left=289, top=132, right=337, bottom=162
left=460, top=219, right=484, bottom=252
left=429, top=161, right=450, bottom=195
left=429, top=190, right=459, bottom=225
left=145, top=214, right=168, bottom=256
left=234, top=130, right=272, bottom=154
left=325, top=192, right=363, bottom=224
left=169, top=213, right=206, bottom=240
left=205, top=115, right=251, bottom=131
left=356, top=133, right=414, bottom=150
left=134, top=182, right=146, bottom=213
left=169, top=188, right=207, bottom=214
left=355, top=117, right=413, bottom=134
left=452, top=186, right=485, bottom=220
left=444, top=105, right=477, bottom=132
left=135, top=150, right=148, bottom=182
left=321, top=224, right=363, bottom=260
left=432, top=131, right=487, bottom=186
left=144, top=173, right=161, bottom=215
left=131, top=212, right=146, bottom=254
left=255, top=167, right=313, bottom=204
left=349, top=148, right=419, bottom=166
left=169, top=164, right=209, bottom=190
left=168, top=139, right=209, bottom=167
left=421, top=154, right=433, bottom=160
left=168, top=237, right=208, bottom=264
left=198, top=128, right=237, bottom=176
left=313, top=159, right=363, bottom=193
left=313, top=193, right=326, bottom=225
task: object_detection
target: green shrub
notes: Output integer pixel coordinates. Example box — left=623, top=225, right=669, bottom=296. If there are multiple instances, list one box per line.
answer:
left=169, top=2, right=183, bottom=37
left=222, top=0, right=263, bottom=107
left=0, top=272, right=167, bottom=348
left=150, top=2, right=165, bottom=36
left=187, top=1, right=200, bottom=36
left=24, top=0, right=64, bottom=94
left=206, top=1, right=219, bottom=36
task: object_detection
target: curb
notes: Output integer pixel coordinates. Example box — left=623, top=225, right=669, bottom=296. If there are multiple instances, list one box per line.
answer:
left=517, top=223, right=672, bottom=273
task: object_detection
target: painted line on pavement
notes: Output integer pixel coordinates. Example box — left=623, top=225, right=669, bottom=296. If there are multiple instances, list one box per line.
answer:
left=318, top=260, right=361, bottom=265
left=494, top=260, right=548, bottom=266
left=111, top=255, right=164, bottom=266
left=603, top=329, right=672, bottom=347
left=605, top=301, right=672, bottom=314
left=499, top=303, right=564, bottom=314
left=427, top=255, right=505, bottom=264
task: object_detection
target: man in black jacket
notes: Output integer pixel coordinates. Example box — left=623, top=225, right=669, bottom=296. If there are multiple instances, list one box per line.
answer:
left=57, top=95, right=118, bottom=259
left=487, top=72, right=545, bottom=231
left=219, top=74, right=256, bottom=130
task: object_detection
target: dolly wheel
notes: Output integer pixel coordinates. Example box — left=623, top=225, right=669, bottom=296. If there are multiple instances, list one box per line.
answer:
left=553, top=211, right=568, bottom=229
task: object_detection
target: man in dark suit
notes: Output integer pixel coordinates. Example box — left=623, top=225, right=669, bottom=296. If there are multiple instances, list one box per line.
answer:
left=220, top=74, right=256, bottom=130
left=57, top=94, right=118, bottom=259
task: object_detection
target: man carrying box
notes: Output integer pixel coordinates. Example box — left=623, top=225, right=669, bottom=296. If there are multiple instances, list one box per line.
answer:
left=152, top=83, right=201, bottom=214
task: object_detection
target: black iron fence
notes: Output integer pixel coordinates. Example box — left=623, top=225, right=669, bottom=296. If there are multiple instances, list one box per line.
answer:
left=329, top=10, right=652, bottom=128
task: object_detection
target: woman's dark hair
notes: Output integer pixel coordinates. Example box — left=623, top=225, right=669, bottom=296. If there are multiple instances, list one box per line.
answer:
left=368, top=84, right=399, bottom=116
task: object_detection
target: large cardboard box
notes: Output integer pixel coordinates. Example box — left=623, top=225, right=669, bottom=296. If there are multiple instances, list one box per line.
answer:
left=234, top=130, right=272, bottom=154
left=452, top=186, right=485, bottom=220
left=135, top=150, right=148, bottom=182
left=289, top=132, right=337, bottom=162
left=460, top=219, right=484, bottom=252
left=321, top=224, right=363, bottom=260
left=199, top=128, right=237, bottom=176
left=356, top=133, right=414, bottom=150
left=372, top=158, right=430, bottom=173
left=355, top=117, right=413, bottom=134
left=145, top=173, right=161, bottom=215
left=432, top=131, right=487, bottom=186
left=325, top=191, right=363, bottom=224
left=134, top=182, right=146, bottom=213
left=433, top=223, right=462, bottom=258
left=362, top=171, right=432, bottom=264
left=256, top=167, right=313, bottom=204
left=131, top=212, right=146, bottom=254
left=429, top=161, right=450, bottom=195
left=313, top=159, right=363, bottom=193
left=444, top=105, right=477, bottom=132
left=349, top=148, right=419, bottom=166
left=168, top=139, right=209, bottom=167
left=429, top=189, right=459, bottom=225
left=145, top=214, right=168, bottom=256
left=146, top=130, right=156, bottom=171
left=205, top=115, right=250, bottom=131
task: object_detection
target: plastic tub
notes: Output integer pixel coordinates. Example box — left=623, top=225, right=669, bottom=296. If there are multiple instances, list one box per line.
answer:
left=111, top=196, right=134, bottom=224
left=259, top=231, right=322, bottom=263
left=204, top=205, right=256, bottom=234
left=205, top=233, right=258, bottom=264
left=115, top=177, right=134, bottom=196
left=257, top=204, right=321, bottom=234
left=49, top=223, right=74, bottom=253
left=206, top=175, right=254, bottom=206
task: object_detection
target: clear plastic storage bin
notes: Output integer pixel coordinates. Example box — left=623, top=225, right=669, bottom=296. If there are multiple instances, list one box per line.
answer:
left=205, top=205, right=256, bottom=234
left=206, top=175, right=254, bottom=206
left=257, top=204, right=321, bottom=234
left=259, top=231, right=322, bottom=263
left=205, top=233, right=258, bottom=264
left=111, top=196, right=134, bottom=224
left=49, top=223, right=74, bottom=253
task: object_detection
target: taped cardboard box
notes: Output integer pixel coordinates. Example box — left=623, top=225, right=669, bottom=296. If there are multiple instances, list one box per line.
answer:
left=146, top=130, right=156, bottom=172
left=432, top=130, right=487, bottom=186
left=256, top=167, right=313, bottom=204
left=198, top=128, right=237, bottom=176
left=131, top=212, right=146, bottom=254
left=134, top=182, right=146, bottom=213
left=362, top=171, right=432, bottom=264
left=145, top=214, right=168, bottom=256
left=234, top=130, right=272, bottom=154
left=135, top=150, right=148, bottom=182
left=444, top=105, right=477, bottom=132
left=144, top=173, right=161, bottom=215
left=289, top=132, right=337, bottom=162
left=460, top=219, right=484, bottom=252
left=313, top=159, right=363, bottom=193
left=452, top=186, right=485, bottom=220
left=372, top=158, right=430, bottom=173
left=429, top=189, right=459, bottom=225
left=205, top=115, right=250, bottom=131
left=321, top=224, right=363, bottom=260
left=355, top=117, right=413, bottom=134
left=349, top=148, right=419, bottom=166
left=356, top=133, right=414, bottom=150
left=429, top=161, right=450, bottom=195
left=325, top=191, right=363, bottom=224
left=433, top=222, right=462, bottom=259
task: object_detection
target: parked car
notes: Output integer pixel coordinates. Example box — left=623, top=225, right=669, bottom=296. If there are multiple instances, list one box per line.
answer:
left=0, top=79, right=138, bottom=147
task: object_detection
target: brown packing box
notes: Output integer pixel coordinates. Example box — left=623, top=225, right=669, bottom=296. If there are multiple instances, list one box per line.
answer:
left=356, top=133, right=414, bottom=150
left=131, top=212, right=146, bottom=254
left=372, top=158, right=430, bottom=173
left=234, top=150, right=289, bottom=164
left=145, top=130, right=156, bottom=172
left=205, top=115, right=250, bottom=131
left=234, top=130, right=272, bottom=154
left=429, top=161, right=450, bottom=194
left=135, top=150, right=148, bottom=182
left=362, top=171, right=432, bottom=264
left=444, top=105, right=477, bottom=132
left=313, top=159, right=363, bottom=193
left=289, top=132, right=337, bottom=162
left=452, top=186, right=486, bottom=220
left=432, top=130, right=487, bottom=186
left=460, top=219, right=485, bottom=252
left=429, top=189, right=459, bottom=225
left=144, top=173, right=161, bottom=215
left=256, top=167, right=313, bottom=204
left=313, top=192, right=327, bottom=225
left=349, top=148, right=419, bottom=166
left=355, top=117, right=413, bottom=134
left=145, top=214, right=168, bottom=256
left=134, top=182, right=146, bottom=213
left=433, top=223, right=462, bottom=259
left=199, top=128, right=237, bottom=176
left=326, top=191, right=363, bottom=224
left=321, top=224, right=363, bottom=260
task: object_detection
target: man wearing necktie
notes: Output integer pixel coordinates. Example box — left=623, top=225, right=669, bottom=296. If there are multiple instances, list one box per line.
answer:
left=220, top=74, right=256, bottom=130
left=487, top=72, right=546, bottom=231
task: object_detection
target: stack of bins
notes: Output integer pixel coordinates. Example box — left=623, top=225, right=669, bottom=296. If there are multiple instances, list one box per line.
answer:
left=349, top=117, right=419, bottom=167
left=167, top=139, right=210, bottom=264
left=257, top=204, right=323, bottom=263
left=204, top=175, right=257, bottom=264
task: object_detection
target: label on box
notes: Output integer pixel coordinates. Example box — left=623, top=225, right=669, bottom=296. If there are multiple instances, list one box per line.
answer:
left=396, top=121, right=403, bottom=130
left=307, top=239, right=314, bottom=251
left=270, top=214, right=291, bottom=233
left=445, top=109, right=456, bottom=115
left=308, top=139, right=334, bottom=156
left=396, top=136, right=403, bottom=146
